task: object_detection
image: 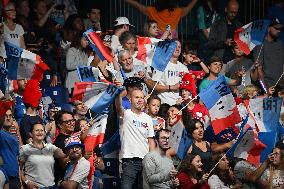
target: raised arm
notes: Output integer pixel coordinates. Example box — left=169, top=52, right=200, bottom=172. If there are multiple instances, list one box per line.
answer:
left=124, top=0, right=148, bottom=16
left=181, top=0, right=199, bottom=17
left=144, top=78, right=180, bottom=93
left=115, top=92, right=125, bottom=118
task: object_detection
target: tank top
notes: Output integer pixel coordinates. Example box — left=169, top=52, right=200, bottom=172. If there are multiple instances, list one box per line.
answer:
left=191, top=142, right=212, bottom=172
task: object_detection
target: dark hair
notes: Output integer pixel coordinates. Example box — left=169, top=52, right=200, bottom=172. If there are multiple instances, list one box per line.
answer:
left=167, top=104, right=192, bottom=128
left=155, top=0, right=177, bottom=12
left=74, top=118, right=87, bottom=132
left=147, top=95, right=161, bottom=105
left=64, top=14, right=83, bottom=31
left=29, top=121, right=44, bottom=133
left=207, top=56, right=223, bottom=66
left=158, top=103, right=170, bottom=121
left=119, top=31, right=137, bottom=47
left=54, top=110, right=74, bottom=126
left=154, top=129, right=170, bottom=140
left=200, top=0, right=218, bottom=13
left=187, top=118, right=204, bottom=137
left=178, top=153, right=203, bottom=179
left=211, top=153, right=235, bottom=186
left=144, top=20, right=158, bottom=36
left=70, top=31, right=85, bottom=49
left=86, top=5, right=101, bottom=13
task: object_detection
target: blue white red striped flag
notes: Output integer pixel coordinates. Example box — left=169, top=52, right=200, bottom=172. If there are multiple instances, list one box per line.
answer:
left=199, top=76, right=242, bottom=135
left=137, top=37, right=161, bottom=63
left=234, top=20, right=270, bottom=55
left=72, top=82, right=123, bottom=114
left=83, top=29, right=113, bottom=63
left=168, top=121, right=192, bottom=160
left=151, top=40, right=177, bottom=72
left=4, top=42, right=49, bottom=81
left=76, top=65, right=110, bottom=83
left=84, top=113, right=108, bottom=152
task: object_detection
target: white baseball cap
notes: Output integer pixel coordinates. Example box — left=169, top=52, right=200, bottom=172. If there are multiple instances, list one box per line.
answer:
left=114, top=17, right=134, bottom=27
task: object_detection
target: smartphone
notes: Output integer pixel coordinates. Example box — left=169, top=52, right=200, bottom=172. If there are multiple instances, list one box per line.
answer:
left=166, top=24, right=171, bottom=32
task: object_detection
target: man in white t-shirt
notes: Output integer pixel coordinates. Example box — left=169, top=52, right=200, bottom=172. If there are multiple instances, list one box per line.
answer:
left=111, top=17, right=134, bottom=54
left=115, top=88, right=155, bottom=189
left=145, top=40, right=188, bottom=105
left=59, top=135, right=90, bottom=189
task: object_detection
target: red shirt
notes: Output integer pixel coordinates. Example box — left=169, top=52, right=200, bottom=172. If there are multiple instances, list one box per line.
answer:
left=187, top=103, right=209, bottom=122
left=177, top=172, right=210, bottom=189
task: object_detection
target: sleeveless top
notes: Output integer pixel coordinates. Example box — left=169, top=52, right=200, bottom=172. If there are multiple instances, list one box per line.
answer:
left=191, top=142, right=212, bottom=172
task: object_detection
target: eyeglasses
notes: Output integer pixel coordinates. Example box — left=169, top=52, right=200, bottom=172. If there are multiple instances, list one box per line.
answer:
left=62, top=119, right=75, bottom=125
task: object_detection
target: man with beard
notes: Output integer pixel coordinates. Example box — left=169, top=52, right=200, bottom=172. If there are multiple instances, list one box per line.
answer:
left=58, top=135, right=90, bottom=189
left=142, top=129, right=179, bottom=189
left=73, top=100, right=89, bottom=120
left=253, top=18, right=284, bottom=88
left=115, top=88, right=155, bottom=189
left=207, top=0, right=242, bottom=63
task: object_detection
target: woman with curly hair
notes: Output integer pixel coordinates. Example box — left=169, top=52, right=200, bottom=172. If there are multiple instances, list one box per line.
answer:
left=177, top=153, right=210, bottom=189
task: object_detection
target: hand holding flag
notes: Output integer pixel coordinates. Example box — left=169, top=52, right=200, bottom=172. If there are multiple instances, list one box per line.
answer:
left=72, top=82, right=123, bottom=114
left=83, top=29, right=113, bottom=63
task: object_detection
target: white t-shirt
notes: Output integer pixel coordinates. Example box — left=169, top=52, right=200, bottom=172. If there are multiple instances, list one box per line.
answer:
left=152, top=61, right=188, bottom=105
left=19, top=143, right=58, bottom=187
left=3, top=23, right=24, bottom=47
left=111, top=35, right=122, bottom=54
left=65, top=157, right=90, bottom=189
left=119, top=109, right=155, bottom=159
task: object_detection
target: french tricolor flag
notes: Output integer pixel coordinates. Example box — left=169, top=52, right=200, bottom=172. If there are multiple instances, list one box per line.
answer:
left=234, top=20, right=270, bottom=55
left=84, top=113, right=108, bottom=152
left=137, top=37, right=161, bottom=63
left=168, top=120, right=192, bottom=160
left=83, top=29, right=113, bottom=63
left=199, top=76, right=242, bottom=135
left=72, top=82, right=123, bottom=114
left=227, top=123, right=266, bottom=167
left=4, top=42, right=49, bottom=81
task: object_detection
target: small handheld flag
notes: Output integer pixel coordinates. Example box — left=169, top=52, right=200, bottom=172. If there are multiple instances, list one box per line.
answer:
left=4, top=42, right=49, bottom=81
left=83, top=29, right=113, bottom=63
left=234, top=20, right=270, bottom=55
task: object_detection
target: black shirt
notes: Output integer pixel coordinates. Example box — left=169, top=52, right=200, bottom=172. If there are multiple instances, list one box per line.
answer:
left=223, top=23, right=237, bottom=63
left=54, top=133, right=70, bottom=183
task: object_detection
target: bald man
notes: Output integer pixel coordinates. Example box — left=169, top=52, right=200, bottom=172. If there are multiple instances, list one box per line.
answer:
left=207, top=0, right=242, bottom=64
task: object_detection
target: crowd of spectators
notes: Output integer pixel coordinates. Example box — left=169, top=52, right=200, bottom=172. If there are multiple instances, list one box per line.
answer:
left=0, top=0, right=284, bottom=188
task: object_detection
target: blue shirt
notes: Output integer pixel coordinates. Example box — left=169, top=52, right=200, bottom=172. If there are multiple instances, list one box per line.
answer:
left=14, top=95, right=26, bottom=125
left=0, top=130, right=19, bottom=177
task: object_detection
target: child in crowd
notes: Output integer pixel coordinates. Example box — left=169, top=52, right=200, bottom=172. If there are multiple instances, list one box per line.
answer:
left=146, top=95, right=165, bottom=132
left=178, top=73, right=209, bottom=125
left=242, top=85, right=260, bottom=100
left=199, top=56, right=243, bottom=92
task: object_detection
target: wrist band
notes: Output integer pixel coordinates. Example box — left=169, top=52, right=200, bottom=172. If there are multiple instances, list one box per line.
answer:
left=169, top=85, right=171, bottom=92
